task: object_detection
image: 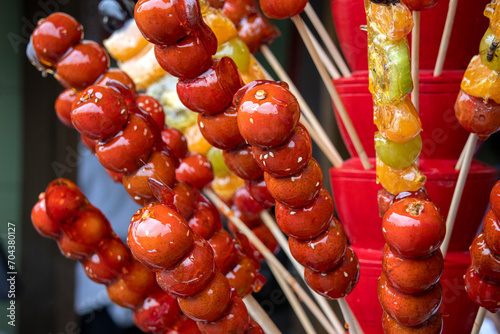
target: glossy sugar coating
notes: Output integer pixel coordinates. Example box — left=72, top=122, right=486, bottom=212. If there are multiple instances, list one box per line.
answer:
left=368, top=33, right=412, bottom=105
left=376, top=156, right=427, bottom=195
left=461, top=55, right=500, bottom=103
left=259, top=0, right=308, bottom=19
left=378, top=274, right=442, bottom=327
left=133, top=0, right=359, bottom=303
left=382, top=244, right=443, bottom=295
left=32, top=12, right=83, bottom=65
left=455, top=89, right=500, bottom=140
left=366, top=1, right=447, bottom=328
left=30, top=179, right=193, bottom=333
left=382, top=198, right=445, bottom=259
left=465, top=181, right=500, bottom=312
left=368, top=2, right=413, bottom=41
left=375, top=132, right=422, bottom=169
left=30, top=11, right=267, bottom=332
left=201, top=4, right=238, bottom=45
left=486, top=0, right=500, bottom=39
left=373, top=96, right=422, bottom=143
left=128, top=193, right=262, bottom=332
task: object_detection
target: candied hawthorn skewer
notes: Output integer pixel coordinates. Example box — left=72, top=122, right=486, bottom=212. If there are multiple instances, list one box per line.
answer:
left=442, top=1, right=500, bottom=257
left=134, top=0, right=359, bottom=300
left=380, top=197, right=445, bottom=332
left=465, top=181, right=500, bottom=332
left=31, top=179, right=197, bottom=334
left=365, top=1, right=447, bottom=332
left=127, top=182, right=264, bottom=333
left=29, top=12, right=272, bottom=309
left=133, top=1, right=360, bottom=330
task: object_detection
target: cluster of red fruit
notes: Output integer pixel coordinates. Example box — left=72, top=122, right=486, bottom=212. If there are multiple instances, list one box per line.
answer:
left=465, top=181, right=500, bottom=312
left=28, top=10, right=276, bottom=333
left=209, top=0, right=279, bottom=53
left=128, top=178, right=264, bottom=333
left=377, top=190, right=446, bottom=332
left=134, top=0, right=360, bottom=301
left=31, top=179, right=198, bottom=334
left=28, top=12, right=200, bottom=208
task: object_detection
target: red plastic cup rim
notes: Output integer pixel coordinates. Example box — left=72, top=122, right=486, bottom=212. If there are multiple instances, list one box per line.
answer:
left=330, top=158, right=498, bottom=182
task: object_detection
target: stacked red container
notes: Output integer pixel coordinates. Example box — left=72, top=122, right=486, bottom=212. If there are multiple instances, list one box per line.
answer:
left=329, top=0, right=497, bottom=333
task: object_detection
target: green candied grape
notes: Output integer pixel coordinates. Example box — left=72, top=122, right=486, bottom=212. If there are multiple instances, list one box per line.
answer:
left=215, top=38, right=251, bottom=73
left=206, top=147, right=231, bottom=177
left=374, top=132, right=422, bottom=170
left=480, top=28, right=500, bottom=71
left=369, top=36, right=412, bottom=104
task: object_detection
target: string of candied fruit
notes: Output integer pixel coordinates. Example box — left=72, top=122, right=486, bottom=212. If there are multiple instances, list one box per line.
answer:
left=98, top=0, right=283, bottom=258
left=28, top=12, right=188, bottom=207
left=456, top=3, right=500, bottom=329
left=31, top=178, right=198, bottom=334
left=128, top=179, right=264, bottom=333
left=29, top=11, right=270, bottom=330
left=365, top=0, right=426, bottom=195
left=464, top=181, right=500, bottom=313
left=134, top=0, right=360, bottom=302
left=454, top=1, right=500, bottom=140
left=29, top=11, right=268, bottom=306
left=365, top=1, right=447, bottom=333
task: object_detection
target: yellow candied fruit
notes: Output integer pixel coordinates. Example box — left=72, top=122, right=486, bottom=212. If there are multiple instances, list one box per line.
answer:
left=369, top=2, right=413, bottom=41
left=211, top=173, right=245, bottom=200
left=104, top=20, right=149, bottom=62
left=203, top=6, right=238, bottom=45
left=374, top=96, right=422, bottom=143
left=241, top=57, right=266, bottom=84
left=119, top=44, right=167, bottom=91
left=486, top=1, right=500, bottom=37
left=461, top=55, right=500, bottom=103
left=185, top=124, right=213, bottom=155
left=376, top=156, right=426, bottom=195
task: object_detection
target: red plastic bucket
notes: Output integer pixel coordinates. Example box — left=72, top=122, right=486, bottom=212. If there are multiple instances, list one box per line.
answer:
left=332, top=70, right=470, bottom=160
left=329, top=158, right=498, bottom=251
left=330, top=0, right=489, bottom=72
left=346, top=247, right=479, bottom=334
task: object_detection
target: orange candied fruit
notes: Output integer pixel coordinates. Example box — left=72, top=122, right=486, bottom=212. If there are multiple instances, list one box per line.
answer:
left=485, top=1, right=500, bottom=38
left=461, top=55, right=500, bottom=104
left=241, top=57, right=266, bottom=84
left=368, top=2, right=413, bottom=41
left=202, top=5, right=238, bottom=45
left=376, top=156, right=426, bottom=195
left=103, top=20, right=149, bottom=62
left=185, top=124, right=213, bottom=155
left=374, top=96, right=422, bottom=143
left=211, top=173, right=245, bottom=200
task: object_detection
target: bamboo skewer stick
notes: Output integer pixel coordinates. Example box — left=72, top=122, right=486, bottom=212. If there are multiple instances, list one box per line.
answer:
left=304, top=3, right=351, bottom=77
left=338, top=299, right=362, bottom=334
left=291, top=15, right=371, bottom=170
left=243, top=295, right=283, bottom=334
left=470, top=307, right=487, bottom=334
left=267, top=260, right=317, bottom=334
left=434, top=0, right=459, bottom=77
left=203, top=188, right=338, bottom=334
left=455, top=134, right=476, bottom=170
left=306, top=26, right=341, bottom=80
left=259, top=45, right=344, bottom=168
left=344, top=301, right=363, bottom=334
left=259, top=211, right=347, bottom=334
left=411, top=11, right=420, bottom=111
left=440, top=133, right=478, bottom=257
